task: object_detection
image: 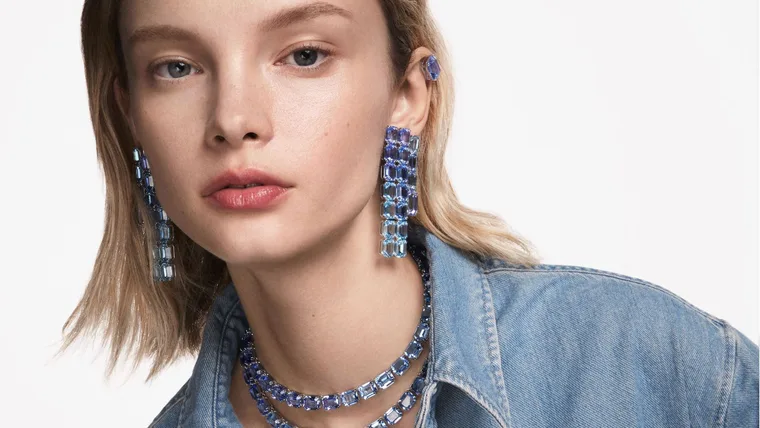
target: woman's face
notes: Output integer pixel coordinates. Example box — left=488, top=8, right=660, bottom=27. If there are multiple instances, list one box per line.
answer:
left=118, top=0, right=399, bottom=265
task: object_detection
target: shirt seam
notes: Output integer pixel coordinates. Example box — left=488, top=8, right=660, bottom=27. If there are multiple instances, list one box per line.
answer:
left=478, top=268, right=511, bottom=428
left=212, top=297, right=244, bottom=428
left=147, top=381, right=189, bottom=428
left=712, top=321, right=737, bottom=428
left=482, top=265, right=726, bottom=329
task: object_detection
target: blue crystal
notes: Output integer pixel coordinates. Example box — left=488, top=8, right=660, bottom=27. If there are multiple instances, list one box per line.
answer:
left=391, top=356, right=410, bottom=376
left=382, top=200, right=397, bottom=219
left=384, top=142, right=399, bottom=160
left=381, top=239, right=395, bottom=257
left=303, top=395, right=322, bottom=411
left=398, top=128, right=411, bottom=143
left=382, top=220, right=397, bottom=239
left=322, top=394, right=340, bottom=410
left=144, top=193, right=155, bottom=207
left=241, top=348, right=254, bottom=365
left=409, top=136, right=420, bottom=152
left=157, top=223, right=172, bottom=241
left=375, top=370, right=395, bottom=389
left=249, top=383, right=261, bottom=397
left=266, top=411, right=277, bottom=424
left=395, top=239, right=407, bottom=258
left=399, top=146, right=411, bottom=162
left=397, top=220, right=408, bottom=239
left=132, top=148, right=141, bottom=162
left=152, top=207, right=168, bottom=222
left=279, top=423, right=292, bottom=428
left=409, top=169, right=417, bottom=186
left=408, top=154, right=417, bottom=170
left=408, top=192, right=418, bottom=216
left=256, top=372, right=271, bottom=384
left=396, top=201, right=408, bottom=220
left=140, top=156, right=150, bottom=171
left=395, top=183, right=409, bottom=200
left=411, top=376, right=425, bottom=394
left=425, top=55, right=441, bottom=81
left=422, top=304, right=431, bottom=319
left=286, top=391, right=302, bottom=408
left=383, top=163, right=397, bottom=182
left=385, top=126, right=399, bottom=142
left=358, top=381, right=378, bottom=399
left=256, top=398, right=270, bottom=414
left=272, top=384, right=287, bottom=402
left=369, top=420, right=388, bottom=428
left=383, top=182, right=397, bottom=200
left=405, top=340, right=423, bottom=360
left=399, top=391, right=416, bottom=411
left=415, top=323, right=430, bottom=341
left=143, top=174, right=154, bottom=190
left=340, top=389, right=360, bottom=407
left=396, top=165, right=409, bottom=182
left=135, top=166, right=143, bottom=180
left=384, top=406, right=403, bottom=425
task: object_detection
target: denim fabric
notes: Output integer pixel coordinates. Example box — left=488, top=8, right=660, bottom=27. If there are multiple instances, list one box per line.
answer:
left=149, top=225, right=759, bottom=427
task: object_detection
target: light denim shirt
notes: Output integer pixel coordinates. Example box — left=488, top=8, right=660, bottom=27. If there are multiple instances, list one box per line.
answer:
left=149, top=225, right=759, bottom=427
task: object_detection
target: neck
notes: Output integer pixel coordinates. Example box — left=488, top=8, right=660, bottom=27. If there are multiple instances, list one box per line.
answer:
left=227, top=200, right=427, bottom=426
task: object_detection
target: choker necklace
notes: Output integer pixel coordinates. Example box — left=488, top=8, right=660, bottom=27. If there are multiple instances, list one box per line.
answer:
left=237, top=241, right=432, bottom=428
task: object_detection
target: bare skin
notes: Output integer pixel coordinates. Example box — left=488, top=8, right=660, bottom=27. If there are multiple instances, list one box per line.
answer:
left=115, top=0, right=433, bottom=426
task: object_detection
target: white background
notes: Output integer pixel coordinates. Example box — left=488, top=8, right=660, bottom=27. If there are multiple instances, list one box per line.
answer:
left=0, top=0, right=756, bottom=426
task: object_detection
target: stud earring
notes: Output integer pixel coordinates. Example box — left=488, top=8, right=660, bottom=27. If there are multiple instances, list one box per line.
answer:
left=133, top=147, right=175, bottom=282
left=380, top=126, right=420, bottom=258
left=421, top=55, right=441, bottom=81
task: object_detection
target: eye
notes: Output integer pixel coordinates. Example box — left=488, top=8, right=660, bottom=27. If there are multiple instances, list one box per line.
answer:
left=152, top=60, right=200, bottom=80
left=281, top=44, right=333, bottom=70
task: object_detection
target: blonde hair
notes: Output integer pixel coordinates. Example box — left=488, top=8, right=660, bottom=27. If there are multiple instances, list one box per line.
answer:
left=58, top=0, right=540, bottom=382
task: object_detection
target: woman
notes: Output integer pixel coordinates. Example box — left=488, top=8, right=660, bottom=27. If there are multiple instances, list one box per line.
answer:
left=59, top=0, right=758, bottom=427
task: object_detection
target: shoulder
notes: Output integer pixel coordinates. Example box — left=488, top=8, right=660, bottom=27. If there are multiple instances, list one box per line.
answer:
left=147, top=380, right=189, bottom=428
left=478, top=258, right=759, bottom=427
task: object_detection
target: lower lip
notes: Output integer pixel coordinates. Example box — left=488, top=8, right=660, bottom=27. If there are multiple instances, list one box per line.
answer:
left=206, top=185, right=290, bottom=210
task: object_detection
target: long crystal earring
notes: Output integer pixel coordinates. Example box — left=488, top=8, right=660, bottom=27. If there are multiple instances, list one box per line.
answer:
left=380, top=126, right=420, bottom=258
left=133, top=147, right=175, bottom=282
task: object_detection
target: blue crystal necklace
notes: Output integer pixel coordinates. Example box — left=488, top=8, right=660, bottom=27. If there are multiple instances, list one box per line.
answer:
left=237, top=242, right=432, bottom=428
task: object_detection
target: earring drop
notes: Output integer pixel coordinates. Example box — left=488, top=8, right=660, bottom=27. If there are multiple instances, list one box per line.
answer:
left=380, top=126, right=420, bottom=258
left=133, top=147, right=175, bottom=282
left=421, top=55, right=441, bottom=81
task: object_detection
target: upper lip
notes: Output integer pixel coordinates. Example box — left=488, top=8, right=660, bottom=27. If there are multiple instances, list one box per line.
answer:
left=202, top=167, right=291, bottom=196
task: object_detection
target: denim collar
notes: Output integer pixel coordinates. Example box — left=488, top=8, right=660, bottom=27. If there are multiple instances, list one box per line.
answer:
left=177, top=225, right=510, bottom=428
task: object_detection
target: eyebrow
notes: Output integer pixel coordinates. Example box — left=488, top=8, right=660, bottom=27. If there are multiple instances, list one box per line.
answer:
left=126, top=2, right=353, bottom=49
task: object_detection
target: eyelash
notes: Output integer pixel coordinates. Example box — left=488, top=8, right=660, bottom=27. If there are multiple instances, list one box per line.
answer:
left=150, top=43, right=334, bottom=83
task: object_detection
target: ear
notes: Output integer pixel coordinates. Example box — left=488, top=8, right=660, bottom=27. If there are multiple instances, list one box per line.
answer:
left=113, top=79, right=139, bottom=146
left=389, top=47, right=434, bottom=135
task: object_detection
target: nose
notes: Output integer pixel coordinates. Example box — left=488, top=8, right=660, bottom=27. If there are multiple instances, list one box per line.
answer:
left=205, top=64, right=272, bottom=149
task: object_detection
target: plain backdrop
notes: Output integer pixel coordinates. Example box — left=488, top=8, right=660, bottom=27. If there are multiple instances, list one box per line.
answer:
left=0, top=0, right=757, bottom=425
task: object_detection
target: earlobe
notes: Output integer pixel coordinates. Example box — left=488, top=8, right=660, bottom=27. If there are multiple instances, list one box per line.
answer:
left=389, top=47, right=437, bottom=135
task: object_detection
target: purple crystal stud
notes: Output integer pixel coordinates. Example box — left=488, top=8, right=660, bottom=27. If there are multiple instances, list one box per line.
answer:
left=421, top=55, right=440, bottom=81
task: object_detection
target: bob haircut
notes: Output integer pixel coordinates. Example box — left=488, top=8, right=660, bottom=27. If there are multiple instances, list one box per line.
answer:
left=59, top=0, right=539, bottom=381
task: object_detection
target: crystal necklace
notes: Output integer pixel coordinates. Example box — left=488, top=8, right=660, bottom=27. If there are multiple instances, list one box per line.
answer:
left=237, top=242, right=432, bottom=428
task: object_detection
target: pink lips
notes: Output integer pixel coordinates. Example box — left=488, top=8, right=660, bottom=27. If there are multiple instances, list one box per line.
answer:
left=203, top=167, right=292, bottom=210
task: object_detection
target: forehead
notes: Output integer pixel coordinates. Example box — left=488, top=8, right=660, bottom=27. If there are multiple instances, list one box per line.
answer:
left=119, top=0, right=382, bottom=46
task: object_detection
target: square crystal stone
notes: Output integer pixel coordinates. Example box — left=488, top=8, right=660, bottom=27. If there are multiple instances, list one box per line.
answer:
left=409, top=136, right=420, bottom=152
left=369, top=420, right=388, bottom=428
left=404, top=340, right=423, bottom=360
left=340, top=389, right=360, bottom=407
left=157, top=223, right=173, bottom=241
left=383, top=163, right=397, bottom=181
left=384, top=406, right=403, bottom=425
left=396, top=165, right=409, bottom=182
left=358, top=381, right=378, bottom=399
left=286, top=391, right=303, bottom=408
left=399, top=391, right=416, bottom=411
left=385, top=126, right=398, bottom=142
left=422, top=304, right=431, bottom=319
left=414, top=323, right=430, bottom=341
left=140, top=156, right=150, bottom=171
left=132, top=148, right=141, bottom=162
left=153, top=263, right=174, bottom=281
left=135, top=165, right=143, bottom=180
left=383, top=142, right=399, bottom=161
left=153, top=245, right=174, bottom=261
left=397, top=220, right=408, bottom=239
left=382, top=220, right=397, bottom=239
left=395, top=202, right=408, bottom=220
left=303, top=395, right=322, bottom=411
left=152, top=207, right=169, bottom=222
left=398, top=128, right=411, bottom=143
left=409, top=169, right=417, bottom=186
left=375, top=370, right=395, bottom=389
left=322, top=395, right=340, bottom=410
left=399, top=146, right=411, bottom=163
left=381, top=239, right=395, bottom=258
left=411, top=376, right=425, bottom=394
left=408, top=154, right=417, bottom=170
left=395, top=239, right=407, bottom=258
left=143, top=174, right=154, bottom=189
left=391, top=356, right=410, bottom=377
left=383, top=182, right=397, bottom=200
left=382, top=201, right=397, bottom=219
left=408, top=192, right=418, bottom=216
left=395, top=183, right=409, bottom=200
